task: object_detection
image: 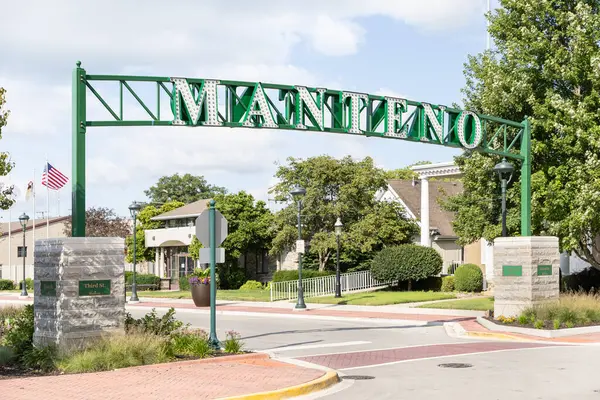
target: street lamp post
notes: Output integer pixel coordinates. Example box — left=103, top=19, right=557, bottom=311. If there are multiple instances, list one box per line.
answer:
left=493, top=158, right=515, bottom=237
left=290, top=185, right=307, bottom=310
left=18, top=213, right=29, bottom=298
left=334, top=217, right=343, bottom=298
left=129, top=201, right=142, bottom=303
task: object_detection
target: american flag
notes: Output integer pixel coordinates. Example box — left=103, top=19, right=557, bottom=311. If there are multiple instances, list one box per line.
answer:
left=42, top=163, right=69, bottom=190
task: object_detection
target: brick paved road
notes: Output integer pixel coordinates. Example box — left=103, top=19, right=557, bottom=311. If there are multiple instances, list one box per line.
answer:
left=0, top=354, right=324, bottom=400
left=297, top=341, right=562, bottom=370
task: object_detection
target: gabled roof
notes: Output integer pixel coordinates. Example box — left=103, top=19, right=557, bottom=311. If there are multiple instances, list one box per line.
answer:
left=151, top=199, right=212, bottom=221
left=387, top=179, right=463, bottom=238
left=0, top=216, right=70, bottom=237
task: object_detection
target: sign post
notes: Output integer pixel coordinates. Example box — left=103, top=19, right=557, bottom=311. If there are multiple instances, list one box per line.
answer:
left=208, top=200, right=219, bottom=349
left=195, top=200, right=228, bottom=350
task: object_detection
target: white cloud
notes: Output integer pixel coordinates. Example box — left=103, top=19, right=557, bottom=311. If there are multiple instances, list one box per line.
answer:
left=310, top=15, right=365, bottom=56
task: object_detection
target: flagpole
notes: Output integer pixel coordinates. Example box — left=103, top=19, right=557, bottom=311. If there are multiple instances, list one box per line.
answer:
left=32, top=168, right=36, bottom=255
left=45, top=159, right=49, bottom=239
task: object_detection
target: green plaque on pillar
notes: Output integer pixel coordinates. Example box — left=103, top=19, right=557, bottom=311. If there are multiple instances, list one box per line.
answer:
left=537, top=265, right=552, bottom=276
left=40, top=281, right=57, bottom=297
left=79, top=280, right=111, bottom=296
left=502, top=265, right=522, bottom=276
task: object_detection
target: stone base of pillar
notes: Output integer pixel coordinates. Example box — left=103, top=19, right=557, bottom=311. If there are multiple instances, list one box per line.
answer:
left=33, top=237, right=126, bottom=350
left=493, top=237, right=560, bottom=318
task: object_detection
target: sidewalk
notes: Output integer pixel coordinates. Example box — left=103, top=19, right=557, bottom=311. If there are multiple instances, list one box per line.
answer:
left=0, top=353, right=338, bottom=400
left=453, top=319, right=600, bottom=344
left=0, top=295, right=479, bottom=323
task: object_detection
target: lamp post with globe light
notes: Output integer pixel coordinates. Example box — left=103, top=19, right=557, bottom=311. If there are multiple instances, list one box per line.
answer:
left=290, top=185, right=307, bottom=310
left=18, top=213, right=29, bottom=298
left=129, top=201, right=142, bottom=303
left=334, top=217, right=343, bottom=298
left=493, top=158, right=515, bottom=237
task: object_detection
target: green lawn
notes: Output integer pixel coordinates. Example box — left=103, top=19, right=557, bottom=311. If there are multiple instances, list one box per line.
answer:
left=127, top=289, right=271, bottom=302
left=0, top=290, right=21, bottom=293
left=305, top=290, right=456, bottom=306
left=418, top=297, right=494, bottom=311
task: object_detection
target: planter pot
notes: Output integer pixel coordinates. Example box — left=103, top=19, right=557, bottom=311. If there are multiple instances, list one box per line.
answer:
left=191, top=284, right=210, bottom=307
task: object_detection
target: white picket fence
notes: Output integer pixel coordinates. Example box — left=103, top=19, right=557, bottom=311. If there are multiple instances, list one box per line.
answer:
left=269, top=270, right=395, bottom=302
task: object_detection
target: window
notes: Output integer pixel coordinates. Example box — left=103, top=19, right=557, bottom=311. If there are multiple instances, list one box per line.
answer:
left=17, top=246, right=27, bottom=258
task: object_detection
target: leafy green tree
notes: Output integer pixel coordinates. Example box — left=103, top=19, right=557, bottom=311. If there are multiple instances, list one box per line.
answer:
left=125, top=201, right=184, bottom=262
left=0, top=87, right=14, bottom=211
left=270, top=156, right=418, bottom=271
left=446, top=0, right=600, bottom=269
left=144, top=173, right=226, bottom=204
left=385, top=161, right=431, bottom=180
left=212, top=191, right=274, bottom=288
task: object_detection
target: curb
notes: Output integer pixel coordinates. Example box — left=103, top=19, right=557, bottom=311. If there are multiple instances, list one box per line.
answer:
left=219, top=370, right=340, bottom=400
left=463, top=330, right=528, bottom=341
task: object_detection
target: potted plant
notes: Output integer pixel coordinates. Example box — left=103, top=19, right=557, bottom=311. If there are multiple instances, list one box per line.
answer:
left=189, top=268, right=211, bottom=307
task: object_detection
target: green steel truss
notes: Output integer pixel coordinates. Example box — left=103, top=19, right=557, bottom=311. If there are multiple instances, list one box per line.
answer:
left=72, top=62, right=531, bottom=237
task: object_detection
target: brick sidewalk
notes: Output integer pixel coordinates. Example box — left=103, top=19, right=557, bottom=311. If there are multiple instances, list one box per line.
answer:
left=129, top=301, right=473, bottom=323
left=459, top=320, right=600, bottom=343
left=0, top=354, right=325, bottom=400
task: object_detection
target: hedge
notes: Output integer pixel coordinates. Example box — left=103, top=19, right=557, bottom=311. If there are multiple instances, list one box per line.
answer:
left=239, top=280, right=263, bottom=291
left=454, top=264, right=483, bottom=292
left=371, top=244, right=443, bottom=290
left=126, top=273, right=160, bottom=290
left=562, top=267, right=600, bottom=292
left=441, top=276, right=455, bottom=292
left=272, top=270, right=334, bottom=282
left=0, top=279, right=14, bottom=290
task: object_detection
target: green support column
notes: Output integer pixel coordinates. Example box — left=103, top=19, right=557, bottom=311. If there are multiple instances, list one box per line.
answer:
left=520, top=118, right=532, bottom=236
left=208, top=200, right=220, bottom=349
left=72, top=61, right=87, bottom=237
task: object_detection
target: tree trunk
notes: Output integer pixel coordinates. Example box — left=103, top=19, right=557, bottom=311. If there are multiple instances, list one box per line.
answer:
left=407, top=279, right=412, bottom=291
left=319, top=252, right=330, bottom=271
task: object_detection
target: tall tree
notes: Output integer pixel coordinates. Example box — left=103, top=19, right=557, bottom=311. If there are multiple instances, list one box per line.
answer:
left=270, top=156, right=418, bottom=271
left=446, top=0, right=600, bottom=269
left=0, top=87, right=14, bottom=211
left=64, top=207, right=131, bottom=238
left=144, top=173, right=227, bottom=204
left=211, top=191, right=274, bottom=288
left=125, top=201, right=184, bottom=263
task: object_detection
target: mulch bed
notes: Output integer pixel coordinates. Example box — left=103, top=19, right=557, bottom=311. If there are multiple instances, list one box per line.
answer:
left=484, top=316, right=600, bottom=330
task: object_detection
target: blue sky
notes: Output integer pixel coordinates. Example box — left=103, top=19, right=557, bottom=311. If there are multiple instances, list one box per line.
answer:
left=0, top=0, right=492, bottom=222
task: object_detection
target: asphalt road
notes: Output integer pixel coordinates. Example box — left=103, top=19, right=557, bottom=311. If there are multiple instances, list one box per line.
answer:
left=128, top=307, right=600, bottom=400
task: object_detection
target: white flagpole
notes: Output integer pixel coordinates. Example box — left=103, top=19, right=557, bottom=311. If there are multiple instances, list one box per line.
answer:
left=57, top=190, right=60, bottom=217
left=45, top=159, right=49, bottom=239
left=32, top=169, right=36, bottom=254
left=8, top=205, right=11, bottom=270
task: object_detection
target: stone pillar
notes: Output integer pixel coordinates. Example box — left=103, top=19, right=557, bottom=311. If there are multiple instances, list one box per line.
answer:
left=493, top=237, right=560, bottom=318
left=33, top=237, right=126, bottom=350
left=420, top=177, right=430, bottom=246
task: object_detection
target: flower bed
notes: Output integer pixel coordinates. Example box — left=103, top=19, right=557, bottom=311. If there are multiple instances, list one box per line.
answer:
left=493, top=292, right=600, bottom=330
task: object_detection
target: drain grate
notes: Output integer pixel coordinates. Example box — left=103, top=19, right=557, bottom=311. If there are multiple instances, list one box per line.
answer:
left=438, top=363, right=473, bottom=369
left=342, top=375, right=375, bottom=380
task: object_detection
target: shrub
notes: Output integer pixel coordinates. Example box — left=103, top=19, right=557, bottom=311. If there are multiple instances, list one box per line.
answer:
left=125, top=271, right=133, bottom=282
left=0, top=346, right=15, bottom=366
left=0, top=279, right=14, bottom=290
left=370, top=244, right=443, bottom=290
left=239, top=280, right=263, bottom=291
left=272, top=270, right=334, bottom=282
left=179, top=275, right=191, bottom=291
left=126, top=273, right=160, bottom=290
left=562, top=267, right=600, bottom=293
left=2, top=305, right=34, bottom=359
left=124, top=308, right=184, bottom=336
left=514, top=292, right=600, bottom=328
left=18, top=278, right=33, bottom=290
left=454, top=264, right=483, bottom=292
left=171, top=329, right=211, bottom=358
left=22, top=345, right=58, bottom=372
left=223, top=330, right=244, bottom=354
left=441, top=276, right=455, bottom=292
left=534, top=320, right=545, bottom=329
left=58, top=334, right=172, bottom=373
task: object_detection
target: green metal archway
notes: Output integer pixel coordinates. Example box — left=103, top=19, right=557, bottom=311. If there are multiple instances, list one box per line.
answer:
left=71, top=61, right=531, bottom=237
